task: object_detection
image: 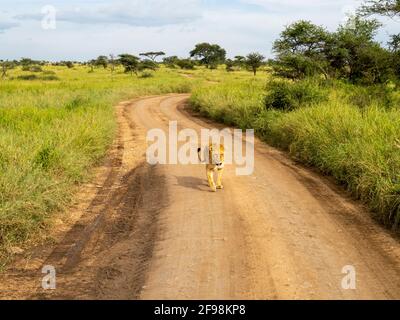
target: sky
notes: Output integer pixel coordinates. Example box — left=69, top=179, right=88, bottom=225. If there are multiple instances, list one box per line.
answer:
left=1, top=0, right=399, bottom=61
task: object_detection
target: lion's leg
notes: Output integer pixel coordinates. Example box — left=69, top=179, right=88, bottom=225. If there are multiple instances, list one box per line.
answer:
left=216, top=169, right=224, bottom=189
left=207, top=168, right=217, bottom=192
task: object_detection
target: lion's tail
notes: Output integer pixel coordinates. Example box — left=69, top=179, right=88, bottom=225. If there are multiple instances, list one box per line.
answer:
left=197, top=148, right=204, bottom=163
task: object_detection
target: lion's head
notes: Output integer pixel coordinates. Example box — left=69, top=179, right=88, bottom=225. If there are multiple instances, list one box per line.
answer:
left=209, top=143, right=225, bottom=169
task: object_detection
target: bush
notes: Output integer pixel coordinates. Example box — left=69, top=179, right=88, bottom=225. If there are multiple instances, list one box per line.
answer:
left=272, top=54, right=323, bottom=79
left=41, top=75, right=60, bottom=81
left=29, top=65, right=43, bottom=73
left=22, top=65, right=43, bottom=72
left=225, top=60, right=235, bottom=72
left=265, top=79, right=327, bottom=111
left=65, top=96, right=89, bottom=111
left=15, top=74, right=59, bottom=81
left=34, top=145, right=60, bottom=170
left=139, top=71, right=154, bottom=79
left=176, top=59, right=195, bottom=70
left=345, top=83, right=400, bottom=110
left=16, top=74, right=38, bottom=81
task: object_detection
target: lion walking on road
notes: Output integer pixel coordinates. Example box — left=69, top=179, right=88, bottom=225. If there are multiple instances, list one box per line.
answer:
left=198, top=143, right=225, bottom=192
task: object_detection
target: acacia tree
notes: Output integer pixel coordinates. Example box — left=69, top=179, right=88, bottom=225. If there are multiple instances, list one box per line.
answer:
left=190, top=43, right=226, bottom=69
left=119, top=54, right=140, bottom=75
left=20, top=58, right=37, bottom=67
left=225, top=59, right=235, bottom=72
left=359, top=0, right=400, bottom=17
left=163, top=56, right=179, bottom=68
left=139, top=51, right=165, bottom=62
left=94, top=55, right=108, bottom=69
left=245, top=53, right=265, bottom=75
left=359, top=0, right=400, bottom=78
left=389, top=34, right=400, bottom=51
left=273, top=21, right=329, bottom=56
left=87, top=60, right=96, bottom=72
left=234, top=56, right=246, bottom=68
left=391, top=35, right=400, bottom=76
left=331, top=16, right=385, bottom=82
left=1, top=61, right=15, bottom=79
left=139, top=59, right=159, bottom=72
left=271, top=17, right=394, bottom=83
left=109, top=54, right=117, bottom=74
left=272, top=20, right=331, bottom=79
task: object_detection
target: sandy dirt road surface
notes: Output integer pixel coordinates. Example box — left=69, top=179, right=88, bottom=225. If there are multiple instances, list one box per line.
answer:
left=1, top=94, right=399, bottom=300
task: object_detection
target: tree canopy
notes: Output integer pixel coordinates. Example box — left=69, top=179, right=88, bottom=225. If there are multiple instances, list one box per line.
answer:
left=190, top=43, right=226, bottom=69
left=118, top=54, right=140, bottom=75
left=1, top=61, right=15, bottom=79
left=273, top=21, right=329, bottom=57
left=94, top=55, right=108, bottom=69
left=163, top=56, right=179, bottom=68
left=271, top=16, right=396, bottom=83
left=139, top=52, right=166, bottom=62
left=138, top=59, right=159, bottom=72
left=358, top=1, right=400, bottom=79
left=359, top=0, right=400, bottom=17
left=245, top=53, right=265, bottom=75
left=234, top=56, right=246, bottom=68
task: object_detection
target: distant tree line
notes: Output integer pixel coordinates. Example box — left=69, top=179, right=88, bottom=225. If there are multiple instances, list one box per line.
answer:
left=0, top=39, right=267, bottom=79
left=85, top=54, right=159, bottom=75
left=161, top=43, right=266, bottom=75
left=78, top=44, right=267, bottom=76
left=3, top=1, right=397, bottom=83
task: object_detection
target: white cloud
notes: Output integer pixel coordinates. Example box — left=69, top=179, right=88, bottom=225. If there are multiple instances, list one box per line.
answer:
left=2, top=0, right=398, bottom=61
left=0, top=20, right=19, bottom=32
left=16, top=0, right=202, bottom=27
left=240, top=0, right=360, bottom=10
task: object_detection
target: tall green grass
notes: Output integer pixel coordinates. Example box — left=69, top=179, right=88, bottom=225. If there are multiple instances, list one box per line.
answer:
left=190, top=76, right=400, bottom=230
left=191, top=77, right=266, bottom=128
left=1, top=64, right=398, bottom=267
left=0, top=66, right=196, bottom=265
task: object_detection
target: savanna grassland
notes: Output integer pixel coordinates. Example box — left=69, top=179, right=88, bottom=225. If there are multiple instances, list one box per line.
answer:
left=191, top=74, right=400, bottom=231
left=0, top=62, right=399, bottom=268
left=0, top=65, right=203, bottom=266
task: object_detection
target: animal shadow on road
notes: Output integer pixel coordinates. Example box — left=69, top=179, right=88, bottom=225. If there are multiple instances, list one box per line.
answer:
left=174, top=175, right=211, bottom=192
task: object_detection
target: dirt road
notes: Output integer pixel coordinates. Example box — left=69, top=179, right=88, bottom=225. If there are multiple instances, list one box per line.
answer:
left=1, top=94, right=399, bottom=300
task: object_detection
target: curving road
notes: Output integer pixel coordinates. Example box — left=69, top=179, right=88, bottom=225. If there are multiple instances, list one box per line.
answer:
left=1, top=94, right=399, bottom=300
